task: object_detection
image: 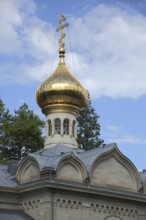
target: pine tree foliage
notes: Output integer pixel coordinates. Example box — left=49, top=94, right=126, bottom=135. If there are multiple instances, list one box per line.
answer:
left=0, top=99, right=13, bottom=162
left=9, top=103, right=44, bottom=158
left=77, top=93, right=103, bottom=150
left=0, top=99, right=44, bottom=160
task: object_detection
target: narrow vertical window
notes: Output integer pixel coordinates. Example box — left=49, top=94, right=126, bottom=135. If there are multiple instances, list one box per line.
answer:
left=54, top=118, right=61, bottom=134
left=63, top=119, right=69, bottom=135
left=72, top=121, right=76, bottom=137
left=48, top=120, right=52, bottom=136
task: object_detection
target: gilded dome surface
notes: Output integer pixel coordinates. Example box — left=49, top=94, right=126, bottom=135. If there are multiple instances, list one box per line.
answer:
left=36, top=63, right=87, bottom=114
left=36, top=15, right=88, bottom=115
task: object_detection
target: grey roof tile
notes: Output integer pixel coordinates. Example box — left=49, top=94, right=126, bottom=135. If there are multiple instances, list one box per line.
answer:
left=139, top=170, right=146, bottom=182
left=29, top=143, right=116, bottom=172
left=0, top=209, right=34, bottom=220
left=0, top=143, right=144, bottom=187
left=78, top=143, right=116, bottom=171
left=0, top=165, right=17, bottom=187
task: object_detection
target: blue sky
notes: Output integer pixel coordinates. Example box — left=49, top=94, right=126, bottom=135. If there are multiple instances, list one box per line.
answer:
left=0, top=0, right=146, bottom=170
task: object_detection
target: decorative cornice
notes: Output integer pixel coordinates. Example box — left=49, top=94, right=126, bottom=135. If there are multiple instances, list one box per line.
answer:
left=10, top=179, right=146, bottom=204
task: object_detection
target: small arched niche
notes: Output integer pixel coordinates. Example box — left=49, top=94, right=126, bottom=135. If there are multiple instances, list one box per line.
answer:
left=57, top=156, right=87, bottom=182
left=54, top=118, right=61, bottom=134
left=72, top=120, right=76, bottom=137
left=16, top=156, right=40, bottom=184
left=48, top=119, right=52, bottom=136
left=63, top=118, right=69, bottom=135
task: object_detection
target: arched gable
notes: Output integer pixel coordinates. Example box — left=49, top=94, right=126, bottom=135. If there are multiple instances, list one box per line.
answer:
left=57, top=154, right=87, bottom=182
left=16, top=155, right=40, bottom=184
left=90, top=146, right=142, bottom=192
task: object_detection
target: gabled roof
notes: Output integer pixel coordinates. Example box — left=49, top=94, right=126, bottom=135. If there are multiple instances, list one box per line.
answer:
left=27, top=143, right=117, bottom=172
left=0, top=143, right=144, bottom=192
left=29, top=144, right=84, bottom=170
left=78, top=143, right=116, bottom=171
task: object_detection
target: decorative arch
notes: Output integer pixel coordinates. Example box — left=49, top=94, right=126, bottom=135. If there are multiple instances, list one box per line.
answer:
left=63, top=118, right=69, bottom=135
left=54, top=118, right=61, bottom=134
left=72, top=120, right=76, bottom=137
left=48, top=119, right=52, bottom=136
left=16, top=155, right=40, bottom=184
left=57, top=154, right=87, bottom=182
left=90, top=146, right=142, bottom=192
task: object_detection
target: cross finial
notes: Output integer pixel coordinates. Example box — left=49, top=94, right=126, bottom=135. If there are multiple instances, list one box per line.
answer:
left=56, top=15, right=68, bottom=64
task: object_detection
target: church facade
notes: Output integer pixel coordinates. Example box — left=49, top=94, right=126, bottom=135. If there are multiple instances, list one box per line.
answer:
left=0, top=15, right=146, bottom=220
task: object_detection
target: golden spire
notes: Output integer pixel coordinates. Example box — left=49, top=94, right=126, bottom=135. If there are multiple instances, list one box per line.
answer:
left=56, top=15, right=68, bottom=64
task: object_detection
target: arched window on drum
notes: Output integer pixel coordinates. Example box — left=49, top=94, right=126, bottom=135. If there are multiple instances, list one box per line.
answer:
left=54, top=118, right=61, bottom=134
left=48, top=120, right=52, bottom=136
left=63, top=119, right=69, bottom=135
left=72, top=120, right=76, bottom=137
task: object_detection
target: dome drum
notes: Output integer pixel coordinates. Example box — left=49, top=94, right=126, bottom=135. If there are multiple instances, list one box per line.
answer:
left=41, top=104, right=80, bottom=115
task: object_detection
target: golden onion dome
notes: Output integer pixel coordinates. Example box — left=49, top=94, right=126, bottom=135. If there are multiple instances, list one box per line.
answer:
left=36, top=62, right=88, bottom=115
left=36, top=15, right=88, bottom=115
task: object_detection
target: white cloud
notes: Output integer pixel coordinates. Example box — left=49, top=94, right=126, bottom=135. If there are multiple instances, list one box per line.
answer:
left=106, top=125, right=121, bottom=132
left=0, top=0, right=22, bottom=55
left=106, top=134, right=146, bottom=145
left=1, top=1, right=146, bottom=99
left=0, top=0, right=59, bottom=84
left=68, top=4, right=146, bottom=99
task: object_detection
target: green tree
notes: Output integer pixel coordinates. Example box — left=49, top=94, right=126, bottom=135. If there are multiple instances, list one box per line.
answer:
left=77, top=93, right=103, bottom=150
left=0, top=99, right=13, bottom=162
left=0, top=100, right=44, bottom=160
left=9, top=103, right=44, bottom=158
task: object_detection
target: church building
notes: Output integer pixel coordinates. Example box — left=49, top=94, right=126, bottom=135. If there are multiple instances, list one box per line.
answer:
left=0, top=15, right=146, bottom=220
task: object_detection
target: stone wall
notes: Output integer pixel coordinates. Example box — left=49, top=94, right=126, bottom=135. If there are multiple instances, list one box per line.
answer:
left=20, top=188, right=146, bottom=220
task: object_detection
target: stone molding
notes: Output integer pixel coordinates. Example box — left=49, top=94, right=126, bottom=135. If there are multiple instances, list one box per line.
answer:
left=91, top=203, right=138, bottom=217
left=56, top=199, right=82, bottom=209
left=19, top=199, right=40, bottom=211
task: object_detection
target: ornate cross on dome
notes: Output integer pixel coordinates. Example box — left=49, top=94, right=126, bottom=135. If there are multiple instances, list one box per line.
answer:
left=56, top=15, right=68, bottom=63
